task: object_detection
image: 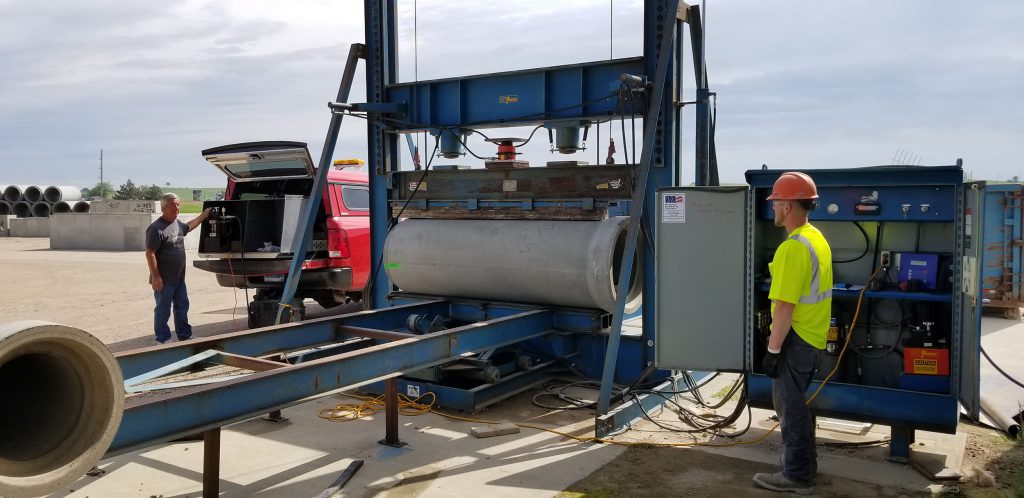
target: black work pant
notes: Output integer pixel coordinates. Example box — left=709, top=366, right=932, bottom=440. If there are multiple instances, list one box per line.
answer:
left=771, top=330, right=821, bottom=486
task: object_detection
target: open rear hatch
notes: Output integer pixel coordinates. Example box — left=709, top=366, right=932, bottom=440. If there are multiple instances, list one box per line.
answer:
left=195, top=141, right=326, bottom=267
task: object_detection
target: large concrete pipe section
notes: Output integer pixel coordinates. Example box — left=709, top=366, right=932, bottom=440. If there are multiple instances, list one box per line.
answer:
left=30, top=202, right=51, bottom=218
left=384, top=217, right=643, bottom=313
left=43, top=186, right=82, bottom=203
left=0, top=322, right=124, bottom=497
left=12, top=201, right=31, bottom=218
left=51, top=201, right=72, bottom=214
left=72, top=200, right=91, bottom=213
left=0, top=200, right=10, bottom=215
left=22, top=186, right=43, bottom=204
left=3, top=185, right=30, bottom=203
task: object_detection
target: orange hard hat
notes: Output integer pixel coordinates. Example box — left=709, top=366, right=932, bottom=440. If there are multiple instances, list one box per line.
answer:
left=766, top=171, right=819, bottom=200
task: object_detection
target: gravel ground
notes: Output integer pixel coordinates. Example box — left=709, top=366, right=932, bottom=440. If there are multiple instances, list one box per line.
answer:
left=0, top=237, right=352, bottom=351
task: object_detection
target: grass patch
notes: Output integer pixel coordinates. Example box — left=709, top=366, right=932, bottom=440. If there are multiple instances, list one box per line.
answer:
left=179, top=201, right=204, bottom=214
left=711, top=383, right=739, bottom=401
left=556, top=489, right=618, bottom=498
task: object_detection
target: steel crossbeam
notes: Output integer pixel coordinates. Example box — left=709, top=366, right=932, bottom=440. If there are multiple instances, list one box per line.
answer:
left=107, top=307, right=557, bottom=457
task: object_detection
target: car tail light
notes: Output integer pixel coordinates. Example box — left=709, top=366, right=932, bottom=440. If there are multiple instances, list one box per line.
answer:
left=327, top=219, right=350, bottom=259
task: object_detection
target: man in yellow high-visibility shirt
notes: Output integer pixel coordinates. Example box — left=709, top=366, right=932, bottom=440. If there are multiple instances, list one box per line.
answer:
left=753, top=172, right=832, bottom=496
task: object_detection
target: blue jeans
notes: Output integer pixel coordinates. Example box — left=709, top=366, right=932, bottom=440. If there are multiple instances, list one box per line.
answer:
left=154, top=281, right=193, bottom=343
left=772, top=331, right=821, bottom=486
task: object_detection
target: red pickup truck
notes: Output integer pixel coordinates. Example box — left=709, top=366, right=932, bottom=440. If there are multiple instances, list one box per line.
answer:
left=193, top=141, right=370, bottom=327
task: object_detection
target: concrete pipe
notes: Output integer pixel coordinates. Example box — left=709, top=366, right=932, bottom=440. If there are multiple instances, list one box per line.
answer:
left=0, top=321, right=124, bottom=498
left=0, top=200, right=10, bottom=216
left=72, top=200, right=91, bottom=213
left=43, top=186, right=82, bottom=203
left=3, top=185, right=30, bottom=203
left=51, top=201, right=72, bottom=214
left=12, top=201, right=31, bottom=218
left=23, top=186, right=43, bottom=204
left=384, top=217, right=643, bottom=313
left=30, top=202, right=52, bottom=218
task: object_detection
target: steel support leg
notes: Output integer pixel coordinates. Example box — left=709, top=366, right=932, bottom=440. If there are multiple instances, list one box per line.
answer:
left=203, top=427, right=221, bottom=498
left=266, top=409, right=289, bottom=423
left=888, top=424, right=915, bottom=463
left=379, top=378, right=406, bottom=447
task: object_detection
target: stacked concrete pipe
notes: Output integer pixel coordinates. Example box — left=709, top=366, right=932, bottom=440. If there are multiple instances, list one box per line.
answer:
left=22, top=186, right=43, bottom=204
left=51, top=201, right=73, bottom=214
left=11, top=201, right=31, bottom=218
left=43, top=185, right=82, bottom=203
left=3, top=185, right=30, bottom=203
left=0, top=201, right=10, bottom=215
left=30, top=202, right=52, bottom=218
left=72, top=201, right=91, bottom=213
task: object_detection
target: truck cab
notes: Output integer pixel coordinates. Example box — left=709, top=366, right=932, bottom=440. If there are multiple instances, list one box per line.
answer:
left=193, top=141, right=370, bottom=327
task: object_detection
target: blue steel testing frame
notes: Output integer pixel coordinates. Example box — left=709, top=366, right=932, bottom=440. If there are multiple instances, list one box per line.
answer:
left=361, top=0, right=717, bottom=435
left=101, top=4, right=718, bottom=486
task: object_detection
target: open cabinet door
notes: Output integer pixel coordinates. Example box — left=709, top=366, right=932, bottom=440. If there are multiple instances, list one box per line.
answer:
left=654, top=186, right=748, bottom=372
left=959, top=183, right=982, bottom=420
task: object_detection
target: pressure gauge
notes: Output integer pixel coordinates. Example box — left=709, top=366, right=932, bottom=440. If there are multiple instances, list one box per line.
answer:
left=826, top=203, right=839, bottom=215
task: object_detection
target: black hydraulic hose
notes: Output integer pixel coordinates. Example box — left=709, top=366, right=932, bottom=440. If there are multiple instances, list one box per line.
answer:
left=833, top=221, right=870, bottom=264
left=981, top=346, right=1024, bottom=389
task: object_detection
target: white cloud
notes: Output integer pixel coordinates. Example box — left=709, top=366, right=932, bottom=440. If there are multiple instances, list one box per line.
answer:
left=0, top=0, right=1020, bottom=188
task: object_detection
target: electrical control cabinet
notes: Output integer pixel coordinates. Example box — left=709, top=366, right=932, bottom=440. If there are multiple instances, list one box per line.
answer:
left=656, top=165, right=981, bottom=461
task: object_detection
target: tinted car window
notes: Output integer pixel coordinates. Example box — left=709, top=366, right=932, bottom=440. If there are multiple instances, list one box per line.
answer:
left=342, top=186, right=369, bottom=210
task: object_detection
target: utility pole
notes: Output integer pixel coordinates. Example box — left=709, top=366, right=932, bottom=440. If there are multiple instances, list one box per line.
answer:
left=99, top=149, right=104, bottom=197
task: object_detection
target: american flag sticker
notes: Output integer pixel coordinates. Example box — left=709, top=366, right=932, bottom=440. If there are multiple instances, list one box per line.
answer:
left=662, top=192, right=686, bottom=223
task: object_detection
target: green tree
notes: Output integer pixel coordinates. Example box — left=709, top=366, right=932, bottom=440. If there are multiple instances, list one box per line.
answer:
left=142, top=185, right=164, bottom=200
left=89, top=181, right=115, bottom=199
left=113, top=179, right=144, bottom=200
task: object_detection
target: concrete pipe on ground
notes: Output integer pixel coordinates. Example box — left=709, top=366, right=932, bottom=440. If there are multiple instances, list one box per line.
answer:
left=384, top=217, right=643, bottom=313
left=0, top=321, right=124, bottom=498
left=22, top=186, right=43, bottom=204
left=43, top=186, right=82, bottom=203
left=30, top=202, right=51, bottom=218
left=0, top=201, right=10, bottom=216
left=3, top=185, right=30, bottom=203
left=12, top=201, right=31, bottom=218
left=72, top=200, right=91, bottom=213
left=51, top=201, right=72, bottom=214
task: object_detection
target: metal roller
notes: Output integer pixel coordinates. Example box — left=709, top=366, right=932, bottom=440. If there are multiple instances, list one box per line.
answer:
left=384, top=217, right=642, bottom=313
left=0, top=321, right=124, bottom=497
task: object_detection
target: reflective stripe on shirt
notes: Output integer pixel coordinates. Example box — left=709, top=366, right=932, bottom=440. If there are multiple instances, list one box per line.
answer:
left=788, top=234, right=832, bottom=304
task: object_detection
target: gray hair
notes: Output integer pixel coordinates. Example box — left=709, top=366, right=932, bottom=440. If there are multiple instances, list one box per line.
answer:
left=160, top=192, right=180, bottom=209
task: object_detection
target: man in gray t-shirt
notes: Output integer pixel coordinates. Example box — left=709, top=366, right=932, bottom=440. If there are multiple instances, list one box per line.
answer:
left=145, top=193, right=211, bottom=343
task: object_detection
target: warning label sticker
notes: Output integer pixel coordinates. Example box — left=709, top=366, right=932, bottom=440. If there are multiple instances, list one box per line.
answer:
left=662, top=193, right=686, bottom=223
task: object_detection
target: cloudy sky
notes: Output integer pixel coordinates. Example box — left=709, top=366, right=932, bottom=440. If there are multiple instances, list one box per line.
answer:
left=0, top=0, right=1021, bottom=189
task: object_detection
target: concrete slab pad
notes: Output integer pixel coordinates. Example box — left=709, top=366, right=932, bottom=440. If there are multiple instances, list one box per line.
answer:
left=49, top=213, right=199, bottom=251
left=471, top=422, right=521, bottom=438
left=9, top=216, right=50, bottom=237
left=51, top=393, right=624, bottom=498
left=978, top=315, right=1024, bottom=436
left=89, top=200, right=159, bottom=214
